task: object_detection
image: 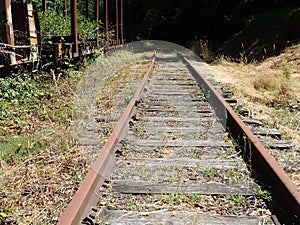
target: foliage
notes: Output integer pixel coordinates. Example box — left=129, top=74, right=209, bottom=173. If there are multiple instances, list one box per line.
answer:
left=77, top=15, right=102, bottom=41
left=189, top=39, right=215, bottom=63
left=39, top=10, right=71, bottom=40
left=0, top=74, right=48, bottom=106
left=130, top=0, right=300, bottom=60
left=38, top=1, right=102, bottom=42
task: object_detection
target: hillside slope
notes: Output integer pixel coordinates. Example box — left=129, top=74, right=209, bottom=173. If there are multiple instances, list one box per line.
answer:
left=211, top=44, right=300, bottom=145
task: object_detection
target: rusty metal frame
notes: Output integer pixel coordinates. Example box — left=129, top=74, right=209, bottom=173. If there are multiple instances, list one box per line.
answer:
left=0, top=0, right=16, bottom=65
left=1, top=1, right=41, bottom=68
left=180, top=54, right=300, bottom=224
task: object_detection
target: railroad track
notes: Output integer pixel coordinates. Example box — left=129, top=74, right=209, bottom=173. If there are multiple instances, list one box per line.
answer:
left=59, top=52, right=299, bottom=224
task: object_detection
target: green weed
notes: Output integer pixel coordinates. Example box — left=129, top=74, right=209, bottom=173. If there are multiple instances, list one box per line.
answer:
left=226, top=194, right=248, bottom=205
left=281, top=60, right=291, bottom=79
left=254, top=187, right=272, bottom=201
left=0, top=134, right=44, bottom=163
left=162, top=194, right=202, bottom=204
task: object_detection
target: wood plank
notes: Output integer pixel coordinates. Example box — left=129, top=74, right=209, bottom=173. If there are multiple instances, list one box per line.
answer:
left=132, top=139, right=233, bottom=148
left=143, top=96, right=206, bottom=102
left=101, top=210, right=274, bottom=225
left=115, top=158, right=244, bottom=169
left=129, top=127, right=224, bottom=135
left=113, top=181, right=259, bottom=195
left=139, top=116, right=214, bottom=122
left=140, top=101, right=210, bottom=107
left=142, top=107, right=212, bottom=113
left=251, top=128, right=281, bottom=139
left=261, top=140, right=295, bottom=150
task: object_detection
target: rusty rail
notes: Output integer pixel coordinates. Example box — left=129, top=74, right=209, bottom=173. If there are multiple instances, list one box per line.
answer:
left=58, top=54, right=156, bottom=225
left=179, top=54, right=300, bottom=224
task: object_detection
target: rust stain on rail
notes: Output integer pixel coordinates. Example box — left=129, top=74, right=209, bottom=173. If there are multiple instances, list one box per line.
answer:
left=58, top=55, right=156, bottom=225
left=180, top=55, right=300, bottom=224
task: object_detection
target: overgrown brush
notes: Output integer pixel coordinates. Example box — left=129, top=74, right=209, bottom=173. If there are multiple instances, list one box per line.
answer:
left=189, top=39, right=215, bottom=63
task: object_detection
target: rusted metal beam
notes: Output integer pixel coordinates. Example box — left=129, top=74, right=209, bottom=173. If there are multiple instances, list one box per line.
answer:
left=0, top=0, right=16, bottom=64
left=94, top=0, right=99, bottom=21
left=94, top=0, right=99, bottom=46
left=4, top=0, right=15, bottom=47
left=105, top=0, right=108, bottom=43
left=85, top=0, right=89, bottom=19
left=116, top=0, right=119, bottom=44
left=71, top=0, right=79, bottom=56
left=42, top=0, right=47, bottom=12
left=120, top=0, right=123, bottom=44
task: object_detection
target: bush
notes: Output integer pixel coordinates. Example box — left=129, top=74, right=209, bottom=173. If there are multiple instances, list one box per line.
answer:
left=253, top=74, right=278, bottom=91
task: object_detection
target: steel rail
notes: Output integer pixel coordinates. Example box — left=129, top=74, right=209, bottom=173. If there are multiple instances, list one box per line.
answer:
left=179, top=54, right=300, bottom=224
left=58, top=54, right=156, bottom=225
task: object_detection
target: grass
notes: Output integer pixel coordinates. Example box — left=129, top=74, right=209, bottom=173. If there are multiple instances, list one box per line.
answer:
left=226, top=194, right=248, bottom=205
left=189, top=39, right=215, bottom=63
left=0, top=64, right=85, bottom=224
left=210, top=44, right=300, bottom=145
left=0, top=134, right=44, bottom=163
left=162, top=194, right=202, bottom=205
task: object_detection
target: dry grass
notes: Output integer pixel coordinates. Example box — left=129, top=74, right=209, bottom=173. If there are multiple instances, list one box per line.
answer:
left=209, top=45, right=300, bottom=187
left=0, top=67, right=89, bottom=224
left=210, top=44, right=300, bottom=145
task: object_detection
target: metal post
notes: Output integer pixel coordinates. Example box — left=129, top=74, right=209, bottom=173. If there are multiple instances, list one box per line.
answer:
left=71, top=0, right=79, bottom=56
left=115, top=0, right=119, bottom=45
left=105, top=0, right=108, bottom=43
left=94, top=0, right=99, bottom=46
left=94, top=0, right=99, bottom=21
left=0, top=0, right=16, bottom=64
left=42, top=0, right=47, bottom=12
left=85, top=0, right=89, bottom=19
left=120, top=0, right=123, bottom=45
